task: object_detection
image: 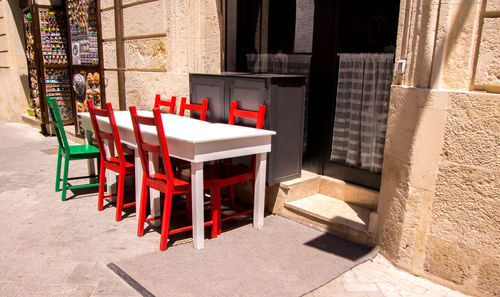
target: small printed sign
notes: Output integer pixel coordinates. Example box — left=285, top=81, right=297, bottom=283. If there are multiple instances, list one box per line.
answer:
left=72, top=41, right=81, bottom=65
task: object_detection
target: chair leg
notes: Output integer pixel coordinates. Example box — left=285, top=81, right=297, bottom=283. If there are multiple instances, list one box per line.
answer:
left=96, top=157, right=101, bottom=182
left=210, top=185, right=221, bottom=239
left=185, top=191, right=192, bottom=223
left=61, top=155, right=70, bottom=201
left=137, top=174, right=149, bottom=237
left=115, top=168, right=126, bottom=221
left=55, top=148, right=62, bottom=192
left=229, top=185, right=236, bottom=209
left=97, top=157, right=106, bottom=211
left=159, top=190, right=174, bottom=251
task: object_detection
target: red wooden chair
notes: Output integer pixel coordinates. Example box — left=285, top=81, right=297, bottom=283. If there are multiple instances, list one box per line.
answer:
left=228, top=101, right=266, bottom=129
left=87, top=100, right=135, bottom=221
left=153, top=94, right=176, bottom=114
left=208, top=101, right=266, bottom=235
left=179, top=97, right=209, bottom=121
left=129, top=106, right=218, bottom=250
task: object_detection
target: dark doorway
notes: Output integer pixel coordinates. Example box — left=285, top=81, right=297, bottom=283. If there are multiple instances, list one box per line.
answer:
left=226, top=0, right=400, bottom=190
left=303, top=0, right=399, bottom=190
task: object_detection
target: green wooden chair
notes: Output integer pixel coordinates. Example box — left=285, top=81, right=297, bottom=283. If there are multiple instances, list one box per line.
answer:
left=45, top=95, right=101, bottom=201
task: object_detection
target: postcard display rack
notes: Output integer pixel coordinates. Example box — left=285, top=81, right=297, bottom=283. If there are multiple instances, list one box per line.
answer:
left=21, top=0, right=105, bottom=131
left=67, top=0, right=105, bottom=119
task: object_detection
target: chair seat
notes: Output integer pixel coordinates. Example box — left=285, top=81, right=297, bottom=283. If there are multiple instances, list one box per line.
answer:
left=68, top=144, right=101, bottom=159
left=150, top=173, right=190, bottom=187
left=103, top=156, right=135, bottom=174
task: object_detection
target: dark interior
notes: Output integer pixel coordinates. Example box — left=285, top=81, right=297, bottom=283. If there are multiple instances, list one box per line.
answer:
left=231, top=0, right=401, bottom=189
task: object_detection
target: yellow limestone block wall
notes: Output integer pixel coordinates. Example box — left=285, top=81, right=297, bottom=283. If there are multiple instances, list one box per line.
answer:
left=99, top=0, right=222, bottom=110
left=377, top=1, right=500, bottom=296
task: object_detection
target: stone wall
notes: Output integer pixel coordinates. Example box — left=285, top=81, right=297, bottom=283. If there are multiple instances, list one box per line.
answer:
left=100, top=0, right=223, bottom=110
left=378, top=0, right=500, bottom=296
left=0, top=0, right=222, bottom=121
left=0, top=0, right=30, bottom=123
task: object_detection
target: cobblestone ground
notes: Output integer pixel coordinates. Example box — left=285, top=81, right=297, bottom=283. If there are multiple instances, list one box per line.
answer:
left=306, top=254, right=471, bottom=297
left=0, top=121, right=471, bottom=297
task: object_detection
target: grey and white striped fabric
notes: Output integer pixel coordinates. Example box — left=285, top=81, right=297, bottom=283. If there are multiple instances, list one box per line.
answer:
left=246, top=54, right=311, bottom=75
left=330, top=53, right=394, bottom=173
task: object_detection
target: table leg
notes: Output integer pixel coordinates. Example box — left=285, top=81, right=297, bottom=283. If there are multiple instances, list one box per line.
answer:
left=148, top=152, right=162, bottom=227
left=191, top=162, right=204, bottom=249
left=84, top=129, right=97, bottom=183
left=253, top=153, right=267, bottom=229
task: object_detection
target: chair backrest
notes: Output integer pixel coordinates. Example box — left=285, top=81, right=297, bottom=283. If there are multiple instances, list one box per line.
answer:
left=130, top=106, right=175, bottom=189
left=153, top=94, right=176, bottom=114
left=87, top=100, right=127, bottom=164
left=228, top=101, right=266, bottom=129
left=45, top=95, right=69, bottom=151
left=179, top=97, right=209, bottom=121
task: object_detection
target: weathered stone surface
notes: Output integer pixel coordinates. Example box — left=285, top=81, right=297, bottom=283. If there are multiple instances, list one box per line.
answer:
left=102, top=41, right=116, bottom=69
left=165, top=0, right=221, bottom=74
left=424, top=161, right=500, bottom=294
left=103, top=70, right=119, bottom=107
left=407, top=2, right=440, bottom=88
left=122, top=0, right=139, bottom=6
left=486, top=0, right=500, bottom=11
left=381, top=81, right=499, bottom=296
left=432, top=163, right=500, bottom=250
left=124, top=38, right=168, bottom=70
left=124, top=71, right=189, bottom=109
left=377, top=154, right=411, bottom=262
left=287, top=177, right=320, bottom=202
left=438, top=2, right=480, bottom=90
left=123, top=1, right=166, bottom=37
left=100, top=10, right=115, bottom=40
left=100, top=0, right=114, bottom=9
left=198, top=37, right=221, bottom=73
left=0, top=69, right=29, bottom=122
left=478, top=258, right=500, bottom=297
left=424, top=235, right=477, bottom=285
left=319, top=176, right=345, bottom=200
left=0, top=35, right=8, bottom=52
left=384, top=87, right=418, bottom=164
left=201, top=0, right=223, bottom=41
left=443, top=92, right=500, bottom=170
left=343, top=183, right=378, bottom=211
left=0, top=54, right=7, bottom=67
left=474, top=18, right=500, bottom=92
left=0, top=18, right=7, bottom=35
left=408, top=106, right=447, bottom=190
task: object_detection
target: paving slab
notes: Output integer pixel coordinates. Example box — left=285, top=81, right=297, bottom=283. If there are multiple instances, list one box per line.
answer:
left=0, top=121, right=472, bottom=297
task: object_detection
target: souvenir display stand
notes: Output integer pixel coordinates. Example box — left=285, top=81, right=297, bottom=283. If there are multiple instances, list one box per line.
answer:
left=66, top=0, right=106, bottom=130
left=21, top=0, right=105, bottom=134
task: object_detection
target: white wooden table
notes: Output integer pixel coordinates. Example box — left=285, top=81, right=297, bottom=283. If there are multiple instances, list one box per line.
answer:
left=78, top=111, right=275, bottom=249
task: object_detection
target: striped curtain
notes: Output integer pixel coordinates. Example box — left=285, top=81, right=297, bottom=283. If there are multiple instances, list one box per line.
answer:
left=330, top=53, right=394, bottom=173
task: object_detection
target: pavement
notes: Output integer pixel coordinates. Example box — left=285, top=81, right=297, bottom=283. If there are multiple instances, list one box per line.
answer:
left=0, top=120, right=471, bottom=297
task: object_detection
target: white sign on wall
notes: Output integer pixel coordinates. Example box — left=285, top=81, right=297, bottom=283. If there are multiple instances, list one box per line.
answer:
left=72, top=41, right=81, bottom=65
left=294, top=0, right=315, bottom=53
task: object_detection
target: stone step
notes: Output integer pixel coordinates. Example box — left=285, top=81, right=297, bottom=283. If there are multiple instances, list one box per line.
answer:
left=318, top=175, right=379, bottom=211
left=285, top=193, right=370, bottom=232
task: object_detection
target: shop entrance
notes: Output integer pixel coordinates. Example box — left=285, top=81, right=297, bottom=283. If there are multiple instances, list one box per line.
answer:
left=226, top=0, right=400, bottom=189
left=303, top=0, right=400, bottom=189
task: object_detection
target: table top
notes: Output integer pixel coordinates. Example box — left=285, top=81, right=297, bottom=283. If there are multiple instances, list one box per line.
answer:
left=79, top=111, right=275, bottom=143
left=78, top=111, right=276, bottom=162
